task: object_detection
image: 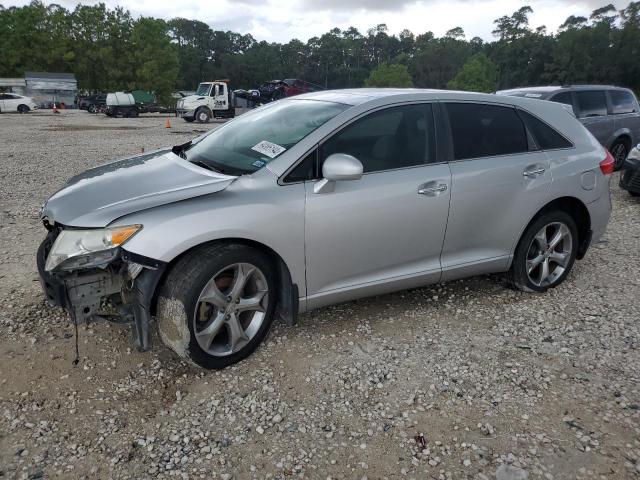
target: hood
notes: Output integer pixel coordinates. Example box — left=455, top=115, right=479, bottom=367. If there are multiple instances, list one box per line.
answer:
left=181, top=94, right=207, bottom=104
left=41, top=150, right=236, bottom=227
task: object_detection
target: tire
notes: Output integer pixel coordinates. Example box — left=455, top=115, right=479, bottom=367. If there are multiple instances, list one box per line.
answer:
left=129, top=108, right=138, bottom=118
left=17, top=104, right=29, bottom=114
left=506, top=211, right=578, bottom=293
left=610, top=139, right=629, bottom=171
left=196, top=108, right=211, bottom=124
left=88, top=104, right=96, bottom=113
left=630, top=191, right=640, bottom=197
left=157, top=243, right=277, bottom=369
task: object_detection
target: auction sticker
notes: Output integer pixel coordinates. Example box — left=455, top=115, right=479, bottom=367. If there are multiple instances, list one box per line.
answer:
left=251, top=140, right=286, bottom=159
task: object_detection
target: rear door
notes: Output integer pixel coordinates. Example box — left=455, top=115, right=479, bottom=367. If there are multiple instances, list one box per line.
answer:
left=304, top=103, right=451, bottom=308
left=440, top=102, right=552, bottom=280
left=574, top=90, right=614, bottom=146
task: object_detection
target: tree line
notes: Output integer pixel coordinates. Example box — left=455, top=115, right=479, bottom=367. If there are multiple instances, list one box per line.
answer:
left=1, top=1, right=639, bottom=102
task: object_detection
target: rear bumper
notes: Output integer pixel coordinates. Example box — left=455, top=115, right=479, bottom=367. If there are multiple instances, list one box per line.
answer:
left=586, top=187, right=612, bottom=246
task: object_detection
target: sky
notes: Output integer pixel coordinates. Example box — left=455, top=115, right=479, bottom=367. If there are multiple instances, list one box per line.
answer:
left=4, top=0, right=628, bottom=43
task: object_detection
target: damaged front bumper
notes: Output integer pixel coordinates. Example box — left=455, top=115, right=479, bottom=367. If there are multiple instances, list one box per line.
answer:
left=37, top=227, right=166, bottom=351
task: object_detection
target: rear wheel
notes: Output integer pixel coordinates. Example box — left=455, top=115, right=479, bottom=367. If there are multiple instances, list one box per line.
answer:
left=506, top=211, right=578, bottom=293
left=128, top=108, right=139, bottom=118
left=196, top=108, right=211, bottom=124
left=17, top=104, right=29, bottom=113
left=88, top=104, right=96, bottom=113
left=157, top=244, right=276, bottom=369
left=610, top=140, right=629, bottom=170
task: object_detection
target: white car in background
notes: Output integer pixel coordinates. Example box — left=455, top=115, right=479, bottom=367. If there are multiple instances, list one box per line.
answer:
left=0, top=93, right=38, bottom=113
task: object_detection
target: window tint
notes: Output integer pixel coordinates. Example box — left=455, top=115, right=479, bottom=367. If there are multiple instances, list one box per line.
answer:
left=549, top=91, right=575, bottom=114
left=321, top=104, right=435, bottom=173
left=575, top=91, right=607, bottom=117
left=518, top=110, right=573, bottom=150
left=610, top=90, right=638, bottom=114
left=284, top=149, right=317, bottom=183
left=445, top=103, right=528, bottom=160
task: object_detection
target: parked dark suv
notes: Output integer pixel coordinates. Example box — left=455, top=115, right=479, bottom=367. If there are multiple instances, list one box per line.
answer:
left=497, top=85, right=640, bottom=169
left=79, top=94, right=107, bottom=113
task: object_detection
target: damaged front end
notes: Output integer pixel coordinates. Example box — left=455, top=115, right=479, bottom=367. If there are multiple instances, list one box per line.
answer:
left=36, top=221, right=166, bottom=351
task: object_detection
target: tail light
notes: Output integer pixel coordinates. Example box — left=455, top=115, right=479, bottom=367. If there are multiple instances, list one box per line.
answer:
left=599, top=150, right=615, bottom=175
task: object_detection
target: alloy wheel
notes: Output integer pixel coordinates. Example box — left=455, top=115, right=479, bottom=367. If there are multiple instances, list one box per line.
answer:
left=525, top=222, right=573, bottom=288
left=193, top=263, right=269, bottom=357
left=611, top=143, right=628, bottom=169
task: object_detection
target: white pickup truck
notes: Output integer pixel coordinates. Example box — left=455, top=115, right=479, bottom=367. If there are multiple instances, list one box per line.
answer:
left=176, top=81, right=235, bottom=123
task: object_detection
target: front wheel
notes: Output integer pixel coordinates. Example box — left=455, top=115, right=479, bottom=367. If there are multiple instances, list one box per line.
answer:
left=157, top=244, right=276, bottom=369
left=506, top=211, right=578, bottom=293
left=17, top=104, right=29, bottom=113
left=196, top=108, right=211, bottom=124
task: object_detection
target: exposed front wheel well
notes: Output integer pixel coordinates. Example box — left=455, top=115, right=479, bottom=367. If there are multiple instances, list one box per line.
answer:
left=150, top=238, right=297, bottom=324
left=525, top=197, right=591, bottom=260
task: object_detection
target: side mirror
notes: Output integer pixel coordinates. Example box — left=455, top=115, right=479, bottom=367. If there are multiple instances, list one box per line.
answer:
left=314, top=153, right=363, bottom=194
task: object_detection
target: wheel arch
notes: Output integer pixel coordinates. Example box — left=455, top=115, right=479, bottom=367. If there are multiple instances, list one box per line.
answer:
left=150, top=237, right=298, bottom=325
left=512, top=196, right=592, bottom=265
left=609, top=131, right=632, bottom=151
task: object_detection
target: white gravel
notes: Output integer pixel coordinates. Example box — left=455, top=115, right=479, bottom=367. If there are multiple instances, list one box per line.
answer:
left=0, top=110, right=639, bottom=479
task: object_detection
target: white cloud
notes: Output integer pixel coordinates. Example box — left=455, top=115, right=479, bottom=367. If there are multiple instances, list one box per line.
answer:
left=3, top=0, right=630, bottom=43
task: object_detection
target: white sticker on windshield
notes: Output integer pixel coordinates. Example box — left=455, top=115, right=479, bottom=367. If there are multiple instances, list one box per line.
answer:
left=524, top=93, right=543, bottom=98
left=251, top=140, right=286, bottom=159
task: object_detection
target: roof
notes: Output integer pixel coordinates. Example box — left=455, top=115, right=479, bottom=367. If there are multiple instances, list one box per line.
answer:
left=294, top=88, right=514, bottom=106
left=0, top=78, right=26, bottom=87
left=497, top=85, right=630, bottom=95
left=25, top=72, right=76, bottom=81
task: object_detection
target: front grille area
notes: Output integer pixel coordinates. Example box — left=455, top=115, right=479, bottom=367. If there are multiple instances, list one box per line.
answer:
left=623, top=169, right=640, bottom=190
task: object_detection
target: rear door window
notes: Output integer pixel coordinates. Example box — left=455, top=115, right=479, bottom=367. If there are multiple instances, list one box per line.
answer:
left=445, top=103, right=528, bottom=160
left=575, top=91, right=608, bottom=118
left=609, top=90, right=638, bottom=114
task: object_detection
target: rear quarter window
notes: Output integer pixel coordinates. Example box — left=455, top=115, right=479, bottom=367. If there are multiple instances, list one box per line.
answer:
left=518, top=110, right=573, bottom=150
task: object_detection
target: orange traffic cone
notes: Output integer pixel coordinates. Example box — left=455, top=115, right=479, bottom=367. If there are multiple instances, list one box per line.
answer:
left=165, top=117, right=171, bottom=129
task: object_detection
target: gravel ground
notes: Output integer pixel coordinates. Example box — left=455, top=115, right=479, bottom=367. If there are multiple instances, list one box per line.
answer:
left=0, top=110, right=639, bottom=480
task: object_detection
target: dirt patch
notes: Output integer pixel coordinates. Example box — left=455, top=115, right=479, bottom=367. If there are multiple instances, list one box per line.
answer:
left=43, top=124, right=146, bottom=132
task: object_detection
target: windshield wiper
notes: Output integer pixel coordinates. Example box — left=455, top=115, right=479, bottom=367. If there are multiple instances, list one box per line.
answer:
left=191, top=160, right=224, bottom=174
left=172, top=141, right=192, bottom=159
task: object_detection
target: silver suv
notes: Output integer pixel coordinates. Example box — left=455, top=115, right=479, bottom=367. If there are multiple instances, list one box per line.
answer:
left=38, top=89, right=613, bottom=369
left=497, top=85, right=640, bottom=169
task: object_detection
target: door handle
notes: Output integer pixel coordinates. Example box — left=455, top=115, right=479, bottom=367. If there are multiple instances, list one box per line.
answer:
left=523, top=167, right=546, bottom=178
left=418, top=183, right=448, bottom=196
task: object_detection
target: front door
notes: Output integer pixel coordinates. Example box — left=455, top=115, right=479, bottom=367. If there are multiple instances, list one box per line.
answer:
left=304, top=103, right=451, bottom=308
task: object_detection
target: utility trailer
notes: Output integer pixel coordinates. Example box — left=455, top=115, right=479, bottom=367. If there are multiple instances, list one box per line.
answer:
left=105, top=92, right=139, bottom=118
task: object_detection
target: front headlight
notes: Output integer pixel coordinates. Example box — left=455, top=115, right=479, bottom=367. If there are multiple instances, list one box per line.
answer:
left=45, top=225, right=142, bottom=272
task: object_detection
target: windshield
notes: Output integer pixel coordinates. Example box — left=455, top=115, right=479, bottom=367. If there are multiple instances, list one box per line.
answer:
left=196, top=83, right=212, bottom=96
left=184, top=99, right=349, bottom=175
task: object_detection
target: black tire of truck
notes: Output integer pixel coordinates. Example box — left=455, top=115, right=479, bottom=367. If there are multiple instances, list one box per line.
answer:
left=196, top=108, right=211, bottom=124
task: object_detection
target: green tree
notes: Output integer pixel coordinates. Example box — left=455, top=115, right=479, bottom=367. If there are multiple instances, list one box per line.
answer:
left=447, top=53, right=497, bottom=92
left=364, top=63, right=413, bottom=87
left=129, top=18, right=179, bottom=104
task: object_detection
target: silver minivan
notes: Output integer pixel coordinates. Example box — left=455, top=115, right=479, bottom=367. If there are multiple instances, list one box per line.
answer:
left=497, top=85, right=640, bottom=169
left=38, top=89, right=613, bottom=369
